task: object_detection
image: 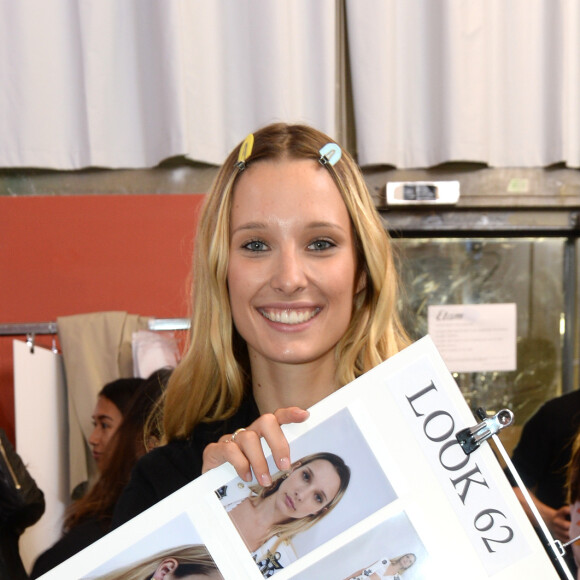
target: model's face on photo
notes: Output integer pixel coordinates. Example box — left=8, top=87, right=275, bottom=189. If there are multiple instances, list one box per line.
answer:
left=227, top=158, right=359, bottom=369
left=399, top=554, right=416, bottom=569
left=276, top=459, right=341, bottom=519
left=88, top=395, right=123, bottom=467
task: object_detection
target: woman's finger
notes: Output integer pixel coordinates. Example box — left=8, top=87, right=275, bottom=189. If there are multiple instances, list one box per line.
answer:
left=202, top=406, right=310, bottom=483
left=246, top=407, right=310, bottom=473
left=202, top=436, right=252, bottom=481
left=231, top=427, right=275, bottom=486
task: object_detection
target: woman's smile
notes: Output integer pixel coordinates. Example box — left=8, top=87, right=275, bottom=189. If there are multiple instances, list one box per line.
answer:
left=258, top=306, right=321, bottom=326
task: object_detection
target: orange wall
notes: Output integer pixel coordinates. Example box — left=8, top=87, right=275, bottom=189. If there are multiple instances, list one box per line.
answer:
left=0, top=194, right=205, bottom=444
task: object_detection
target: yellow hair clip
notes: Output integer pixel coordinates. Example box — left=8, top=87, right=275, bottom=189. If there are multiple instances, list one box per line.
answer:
left=319, top=143, right=342, bottom=167
left=236, top=133, right=254, bottom=170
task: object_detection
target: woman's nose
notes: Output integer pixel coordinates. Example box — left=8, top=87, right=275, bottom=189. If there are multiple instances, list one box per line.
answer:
left=271, top=249, right=307, bottom=294
left=88, top=427, right=99, bottom=447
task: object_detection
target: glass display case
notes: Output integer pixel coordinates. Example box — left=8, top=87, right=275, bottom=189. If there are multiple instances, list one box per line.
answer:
left=383, top=207, right=579, bottom=455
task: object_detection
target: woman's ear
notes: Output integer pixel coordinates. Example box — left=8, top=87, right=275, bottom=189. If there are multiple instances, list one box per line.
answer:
left=153, top=558, right=179, bottom=579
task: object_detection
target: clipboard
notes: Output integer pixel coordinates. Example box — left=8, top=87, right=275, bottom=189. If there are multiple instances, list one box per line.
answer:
left=456, top=408, right=575, bottom=580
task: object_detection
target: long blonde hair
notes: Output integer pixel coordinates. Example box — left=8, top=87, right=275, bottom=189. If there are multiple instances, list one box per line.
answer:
left=85, top=544, right=218, bottom=580
left=163, top=123, right=409, bottom=440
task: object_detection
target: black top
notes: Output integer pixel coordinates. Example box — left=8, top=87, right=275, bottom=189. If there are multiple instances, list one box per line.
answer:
left=0, top=429, right=45, bottom=580
left=29, top=518, right=109, bottom=579
left=111, top=394, right=260, bottom=528
left=510, top=390, right=580, bottom=508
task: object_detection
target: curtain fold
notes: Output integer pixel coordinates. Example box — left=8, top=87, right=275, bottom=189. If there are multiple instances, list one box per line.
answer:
left=0, top=0, right=579, bottom=169
left=0, top=0, right=338, bottom=169
left=179, top=0, right=339, bottom=165
left=346, top=0, right=580, bottom=168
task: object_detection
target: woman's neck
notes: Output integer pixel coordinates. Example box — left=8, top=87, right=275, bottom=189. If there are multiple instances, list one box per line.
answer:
left=229, top=495, right=286, bottom=551
left=250, top=356, right=339, bottom=414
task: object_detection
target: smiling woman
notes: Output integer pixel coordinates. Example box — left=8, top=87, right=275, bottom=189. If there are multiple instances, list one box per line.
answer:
left=227, top=158, right=362, bottom=412
left=112, top=124, right=410, bottom=570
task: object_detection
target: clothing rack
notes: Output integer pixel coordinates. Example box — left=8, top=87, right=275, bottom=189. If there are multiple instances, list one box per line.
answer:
left=0, top=318, right=191, bottom=336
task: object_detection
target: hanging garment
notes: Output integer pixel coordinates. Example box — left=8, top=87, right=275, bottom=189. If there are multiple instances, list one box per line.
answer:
left=0, top=428, right=45, bottom=580
left=57, top=312, right=150, bottom=494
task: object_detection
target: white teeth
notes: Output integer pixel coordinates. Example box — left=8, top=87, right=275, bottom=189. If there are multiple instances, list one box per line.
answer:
left=261, top=308, right=319, bottom=324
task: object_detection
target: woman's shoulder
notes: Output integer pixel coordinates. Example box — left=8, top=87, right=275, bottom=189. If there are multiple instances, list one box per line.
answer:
left=112, top=437, right=205, bottom=528
left=216, top=480, right=255, bottom=510
left=29, top=517, right=107, bottom=578
left=137, top=437, right=203, bottom=481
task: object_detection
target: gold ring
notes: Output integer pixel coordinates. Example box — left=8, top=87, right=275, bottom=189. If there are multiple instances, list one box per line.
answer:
left=231, top=427, right=246, bottom=443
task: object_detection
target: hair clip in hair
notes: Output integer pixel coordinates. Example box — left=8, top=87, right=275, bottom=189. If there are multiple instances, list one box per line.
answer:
left=319, top=143, right=342, bottom=167
left=236, top=133, right=254, bottom=170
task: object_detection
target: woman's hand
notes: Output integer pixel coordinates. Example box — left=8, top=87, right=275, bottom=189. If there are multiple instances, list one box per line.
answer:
left=201, top=407, right=309, bottom=485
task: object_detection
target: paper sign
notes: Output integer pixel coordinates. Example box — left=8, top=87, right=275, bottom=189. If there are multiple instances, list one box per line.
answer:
left=428, top=304, right=517, bottom=373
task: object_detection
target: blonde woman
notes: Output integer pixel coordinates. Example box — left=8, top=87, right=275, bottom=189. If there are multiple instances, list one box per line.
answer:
left=346, top=553, right=416, bottom=579
left=113, top=124, right=409, bottom=536
left=217, top=451, right=349, bottom=570
left=85, top=544, right=221, bottom=580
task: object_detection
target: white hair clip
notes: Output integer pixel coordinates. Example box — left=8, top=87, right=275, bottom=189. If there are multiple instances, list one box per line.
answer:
left=236, top=134, right=254, bottom=170
left=319, top=142, right=342, bottom=167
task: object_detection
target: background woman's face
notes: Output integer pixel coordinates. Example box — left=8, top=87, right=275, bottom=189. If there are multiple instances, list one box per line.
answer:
left=276, top=459, right=341, bottom=519
left=227, top=159, right=359, bottom=370
left=88, top=395, right=123, bottom=467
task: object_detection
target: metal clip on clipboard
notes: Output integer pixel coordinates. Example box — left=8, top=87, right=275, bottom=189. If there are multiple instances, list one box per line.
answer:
left=455, top=407, right=574, bottom=580
left=456, top=407, right=514, bottom=455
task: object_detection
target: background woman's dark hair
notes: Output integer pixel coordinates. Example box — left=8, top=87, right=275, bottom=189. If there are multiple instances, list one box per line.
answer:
left=99, top=378, right=146, bottom=416
left=64, top=368, right=172, bottom=531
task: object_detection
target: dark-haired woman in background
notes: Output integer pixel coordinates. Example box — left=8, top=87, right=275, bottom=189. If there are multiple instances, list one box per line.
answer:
left=30, top=369, right=171, bottom=578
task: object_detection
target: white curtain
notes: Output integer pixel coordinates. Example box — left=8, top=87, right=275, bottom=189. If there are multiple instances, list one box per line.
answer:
left=347, top=0, right=580, bottom=168
left=0, top=0, right=579, bottom=170
left=0, top=0, right=338, bottom=169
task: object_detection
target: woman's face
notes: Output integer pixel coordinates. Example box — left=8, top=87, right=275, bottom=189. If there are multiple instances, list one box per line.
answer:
left=227, top=158, right=360, bottom=370
left=88, top=396, right=123, bottom=467
left=399, top=554, right=416, bottom=569
left=276, top=459, right=341, bottom=519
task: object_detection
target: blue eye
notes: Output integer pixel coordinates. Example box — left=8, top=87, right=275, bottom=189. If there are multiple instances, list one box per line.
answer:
left=308, top=239, right=334, bottom=251
left=243, top=240, right=267, bottom=251
left=315, top=493, right=323, bottom=503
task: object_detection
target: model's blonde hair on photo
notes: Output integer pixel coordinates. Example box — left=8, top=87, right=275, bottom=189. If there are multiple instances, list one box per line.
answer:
left=162, top=123, right=410, bottom=440
left=85, top=544, right=218, bottom=580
